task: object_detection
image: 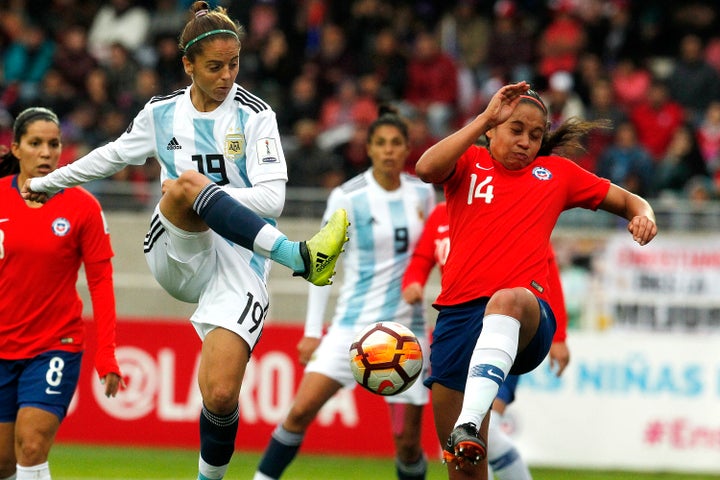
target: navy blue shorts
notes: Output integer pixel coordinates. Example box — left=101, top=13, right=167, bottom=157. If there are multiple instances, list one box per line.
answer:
left=0, top=350, right=82, bottom=422
left=424, top=297, right=556, bottom=392
left=497, top=374, right=520, bottom=405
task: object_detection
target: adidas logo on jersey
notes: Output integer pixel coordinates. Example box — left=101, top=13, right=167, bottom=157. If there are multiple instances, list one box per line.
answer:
left=314, top=251, right=336, bottom=272
left=166, top=137, right=182, bottom=150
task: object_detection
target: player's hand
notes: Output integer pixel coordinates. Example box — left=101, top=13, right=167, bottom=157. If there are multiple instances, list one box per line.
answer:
left=21, top=179, right=50, bottom=203
left=297, top=336, right=321, bottom=365
left=402, top=283, right=424, bottom=304
left=100, top=372, right=127, bottom=398
left=161, top=179, right=176, bottom=195
left=482, top=81, right=531, bottom=129
left=627, top=215, right=657, bottom=246
left=549, top=341, right=570, bottom=377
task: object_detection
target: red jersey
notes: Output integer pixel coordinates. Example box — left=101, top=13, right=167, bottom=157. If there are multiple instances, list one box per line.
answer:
left=437, top=147, right=610, bottom=308
left=0, top=175, right=119, bottom=375
left=403, top=202, right=568, bottom=342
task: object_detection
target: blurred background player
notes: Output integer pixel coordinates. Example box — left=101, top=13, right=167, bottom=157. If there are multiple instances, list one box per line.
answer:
left=21, top=4, right=348, bottom=480
left=402, top=201, right=571, bottom=479
left=254, top=106, right=436, bottom=480
left=0, top=107, right=125, bottom=480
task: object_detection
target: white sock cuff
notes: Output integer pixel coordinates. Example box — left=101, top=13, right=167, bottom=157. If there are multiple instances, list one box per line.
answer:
left=16, top=462, right=50, bottom=480
left=254, top=225, right=283, bottom=257
left=476, top=314, right=520, bottom=358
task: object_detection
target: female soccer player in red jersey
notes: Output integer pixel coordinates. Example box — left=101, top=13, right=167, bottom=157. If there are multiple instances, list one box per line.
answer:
left=0, top=107, right=125, bottom=480
left=414, top=81, right=657, bottom=479
left=402, top=201, right=571, bottom=480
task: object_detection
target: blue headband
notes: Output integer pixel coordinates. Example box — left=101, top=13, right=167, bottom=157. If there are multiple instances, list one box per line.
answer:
left=184, top=29, right=238, bottom=52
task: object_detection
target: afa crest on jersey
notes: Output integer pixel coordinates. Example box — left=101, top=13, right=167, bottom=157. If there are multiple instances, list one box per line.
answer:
left=52, top=217, right=71, bottom=236
left=224, top=133, right=245, bottom=160
left=532, top=166, right=552, bottom=181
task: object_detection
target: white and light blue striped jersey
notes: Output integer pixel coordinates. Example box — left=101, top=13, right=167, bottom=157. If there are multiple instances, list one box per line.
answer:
left=306, top=169, right=436, bottom=337
left=116, top=83, right=288, bottom=187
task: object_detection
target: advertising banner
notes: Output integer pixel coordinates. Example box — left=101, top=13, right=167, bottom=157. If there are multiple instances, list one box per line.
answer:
left=510, top=331, right=720, bottom=474
left=57, top=319, right=442, bottom=459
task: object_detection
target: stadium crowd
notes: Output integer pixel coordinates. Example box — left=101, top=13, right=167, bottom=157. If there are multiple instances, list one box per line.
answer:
left=2, top=0, right=720, bottom=208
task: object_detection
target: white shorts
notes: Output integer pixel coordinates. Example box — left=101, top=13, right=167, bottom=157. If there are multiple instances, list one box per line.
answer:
left=305, top=325, right=430, bottom=406
left=143, top=206, right=269, bottom=350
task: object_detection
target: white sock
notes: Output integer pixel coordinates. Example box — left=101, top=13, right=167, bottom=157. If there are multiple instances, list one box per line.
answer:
left=16, top=463, right=50, bottom=480
left=487, top=413, right=532, bottom=480
left=198, top=457, right=228, bottom=480
left=455, top=314, right=520, bottom=429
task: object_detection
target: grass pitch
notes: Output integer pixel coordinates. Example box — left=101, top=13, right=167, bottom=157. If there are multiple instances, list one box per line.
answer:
left=50, top=443, right=717, bottom=479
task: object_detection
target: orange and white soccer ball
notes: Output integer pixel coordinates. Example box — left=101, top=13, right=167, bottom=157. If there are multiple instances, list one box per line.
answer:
left=349, top=321, right=423, bottom=396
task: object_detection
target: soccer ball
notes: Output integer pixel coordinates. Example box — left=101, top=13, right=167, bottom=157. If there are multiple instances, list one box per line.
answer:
left=349, top=321, right=423, bottom=396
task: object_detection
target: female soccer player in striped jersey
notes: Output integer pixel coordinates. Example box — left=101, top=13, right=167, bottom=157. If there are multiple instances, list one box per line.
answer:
left=0, top=107, right=124, bottom=480
left=254, top=106, right=437, bottom=480
left=21, top=3, right=348, bottom=480
left=415, top=81, right=656, bottom=479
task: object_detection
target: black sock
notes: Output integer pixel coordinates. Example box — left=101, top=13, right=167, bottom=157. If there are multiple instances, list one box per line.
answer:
left=256, top=425, right=304, bottom=478
left=199, top=405, right=239, bottom=468
left=192, top=183, right=268, bottom=250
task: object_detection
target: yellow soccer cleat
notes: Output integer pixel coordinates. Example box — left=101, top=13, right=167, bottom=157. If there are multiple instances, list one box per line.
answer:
left=295, top=208, right=349, bottom=286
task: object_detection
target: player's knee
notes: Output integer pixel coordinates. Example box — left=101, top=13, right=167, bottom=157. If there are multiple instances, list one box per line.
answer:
left=488, top=287, right=534, bottom=318
left=284, top=404, right=316, bottom=432
left=171, top=171, right=210, bottom=203
left=202, top=387, right=239, bottom=415
left=15, top=436, right=49, bottom=465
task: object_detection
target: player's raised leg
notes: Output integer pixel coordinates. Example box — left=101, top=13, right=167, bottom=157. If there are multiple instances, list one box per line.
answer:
left=161, top=172, right=349, bottom=286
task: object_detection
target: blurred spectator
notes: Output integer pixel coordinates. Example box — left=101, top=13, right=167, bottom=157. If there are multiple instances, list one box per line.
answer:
left=285, top=118, right=344, bottom=189
left=629, top=78, right=685, bottom=161
left=597, top=0, right=639, bottom=67
left=87, top=0, right=150, bottom=65
left=127, top=68, right=161, bottom=114
left=306, top=23, right=356, bottom=100
left=575, top=76, right=625, bottom=173
left=152, top=34, right=186, bottom=93
left=666, top=33, right=720, bottom=126
left=32, top=68, right=75, bottom=119
left=610, top=56, right=651, bottom=112
left=3, top=21, right=55, bottom=106
left=251, top=29, right=302, bottom=111
left=52, top=24, right=98, bottom=97
left=573, top=52, right=605, bottom=107
left=696, top=100, right=720, bottom=177
left=536, top=0, right=586, bottom=78
left=357, top=28, right=407, bottom=104
left=317, top=76, right=377, bottom=150
left=654, top=123, right=709, bottom=197
left=596, top=120, right=655, bottom=196
left=333, top=123, right=370, bottom=180
left=277, top=72, right=322, bottom=134
left=542, top=70, right=586, bottom=130
left=103, top=43, right=142, bottom=110
left=404, top=30, right=459, bottom=138
left=439, top=0, right=490, bottom=76
left=404, top=111, right=436, bottom=175
left=485, top=0, right=535, bottom=84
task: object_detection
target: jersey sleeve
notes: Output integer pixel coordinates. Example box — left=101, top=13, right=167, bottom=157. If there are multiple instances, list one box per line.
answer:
left=402, top=203, right=445, bottom=289
left=77, top=191, right=120, bottom=377
left=243, top=109, right=288, bottom=185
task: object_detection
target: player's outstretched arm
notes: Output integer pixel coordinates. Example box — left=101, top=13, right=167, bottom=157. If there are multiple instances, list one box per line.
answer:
left=599, top=184, right=657, bottom=246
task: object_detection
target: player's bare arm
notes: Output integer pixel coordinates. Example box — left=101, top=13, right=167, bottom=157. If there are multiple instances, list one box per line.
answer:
left=599, top=184, right=657, bottom=246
